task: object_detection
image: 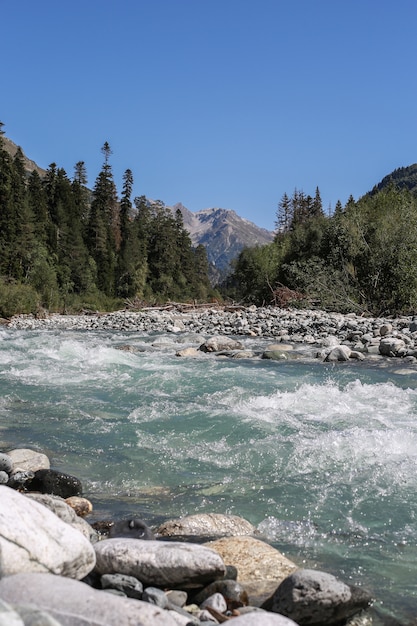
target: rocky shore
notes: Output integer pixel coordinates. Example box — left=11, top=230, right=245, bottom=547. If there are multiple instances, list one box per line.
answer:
left=0, top=448, right=374, bottom=626
left=7, top=305, right=417, bottom=363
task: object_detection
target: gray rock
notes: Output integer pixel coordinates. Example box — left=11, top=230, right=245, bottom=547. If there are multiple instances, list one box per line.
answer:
left=24, top=493, right=98, bottom=542
left=192, top=579, right=248, bottom=610
left=0, top=486, right=96, bottom=579
left=6, top=448, right=50, bottom=473
left=324, top=345, right=352, bottom=362
left=200, top=592, right=227, bottom=614
left=0, top=453, right=13, bottom=475
left=157, top=513, right=257, bottom=538
left=199, top=336, right=244, bottom=353
left=100, top=573, right=143, bottom=600
left=0, top=472, right=8, bottom=485
left=94, top=538, right=226, bottom=587
left=108, top=518, right=154, bottom=540
left=263, top=568, right=372, bottom=625
left=379, top=337, right=406, bottom=357
left=142, top=587, right=169, bottom=609
left=232, top=614, right=298, bottom=626
left=0, top=573, right=179, bottom=626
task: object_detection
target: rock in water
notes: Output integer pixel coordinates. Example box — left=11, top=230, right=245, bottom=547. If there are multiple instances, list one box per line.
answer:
left=157, top=513, right=257, bottom=538
left=0, top=573, right=179, bottom=626
left=94, top=538, right=226, bottom=587
left=108, top=518, right=155, bottom=540
left=263, top=568, right=372, bottom=625
left=0, top=486, right=95, bottom=579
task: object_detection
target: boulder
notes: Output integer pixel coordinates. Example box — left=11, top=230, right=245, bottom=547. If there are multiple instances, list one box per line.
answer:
left=157, top=513, right=257, bottom=538
left=0, top=486, right=95, bottom=579
left=175, top=347, right=200, bottom=357
left=6, top=448, right=50, bottom=473
left=26, top=468, right=83, bottom=498
left=0, top=573, right=179, bottom=626
left=262, top=344, right=294, bottom=360
left=324, top=345, right=351, bottom=362
left=199, top=336, right=244, bottom=352
left=24, top=492, right=98, bottom=542
left=0, top=453, right=13, bottom=475
left=94, top=538, right=226, bottom=587
left=262, top=568, right=372, bottom=625
left=205, top=536, right=298, bottom=583
left=379, top=337, right=406, bottom=357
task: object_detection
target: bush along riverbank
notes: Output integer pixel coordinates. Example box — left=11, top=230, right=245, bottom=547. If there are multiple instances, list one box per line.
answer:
left=7, top=304, right=417, bottom=364
left=0, top=448, right=375, bottom=626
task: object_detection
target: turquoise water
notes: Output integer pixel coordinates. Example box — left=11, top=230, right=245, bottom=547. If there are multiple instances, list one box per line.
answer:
left=1, top=328, right=417, bottom=623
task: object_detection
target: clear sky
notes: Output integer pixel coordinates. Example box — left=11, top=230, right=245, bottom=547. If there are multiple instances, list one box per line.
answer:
left=2, top=0, right=417, bottom=230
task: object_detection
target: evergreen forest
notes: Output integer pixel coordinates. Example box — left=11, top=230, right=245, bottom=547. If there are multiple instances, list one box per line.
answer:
left=227, top=183, right=417, bottom=315
left=2, top=120, right=417, bottom=318
left=0, top=123, right=216, bottom=318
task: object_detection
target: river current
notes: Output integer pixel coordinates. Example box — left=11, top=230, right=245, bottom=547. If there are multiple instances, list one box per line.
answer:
left=1, top=327, right=417, bottom=623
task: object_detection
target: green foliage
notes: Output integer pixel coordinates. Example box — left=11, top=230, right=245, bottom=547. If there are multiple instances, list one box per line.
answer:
left=230, top=184, right=417, bottom=315
left=0, top=279, right=39, bottom=318
left=0, top=129, right=214, bottom=313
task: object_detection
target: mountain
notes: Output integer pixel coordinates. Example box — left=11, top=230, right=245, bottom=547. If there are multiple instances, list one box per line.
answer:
left=170, top=203, right=274, bottom=282
left=369, top=163, right=417, bottom=196
left=2, top=136, right=46, bottom=178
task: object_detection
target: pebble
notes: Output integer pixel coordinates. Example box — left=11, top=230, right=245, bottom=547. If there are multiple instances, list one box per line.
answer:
left=8, top=306, right=417, bottom=363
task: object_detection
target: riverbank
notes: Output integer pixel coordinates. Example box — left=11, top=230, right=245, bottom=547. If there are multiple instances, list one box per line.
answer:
left=7, top=305, right=417, bottom=363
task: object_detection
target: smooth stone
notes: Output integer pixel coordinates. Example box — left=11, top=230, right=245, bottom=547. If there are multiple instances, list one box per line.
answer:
left=65, top=496, right=93, bottom=517
left=94, top=538, right=226, bottom=587
left=191, top=579, right=249, bottom=610
left=0, top=486, right=96, bottom=579
left=0, top=472, right=8, bottom=485
left=199, top=336, right=244, bottom=352
left=263, top=568, right=372, bottom=625
left=204, top=536, right=298, bottom=584
left=378, top=323, right=393, bottom=336
left=379, top=337, right=406, bottom=357
left=101, top=573, right=143, bottom=600
left=157, top=513, right=257, bottom=538
left=0, top=573, right=179, bottom=626
left=24, top=492, right=98, bottom=542
left=231, top=613, right=300, bottom=625
left=108, top=518, right=155, bottom=540
left=176, top=347, right=201, bottom=357
left=0, top=453, right=13, bottom=474
left=142, top=587, right=169, bottom=609
left=26, top=468, right=82, bottom=498
left=166, top=590, right=188, bottom=607
left=7, top=448, right=50, bottom=473
left=324, top=345, right=352, bottom=362
left=200, top=592, right=227, bottom=613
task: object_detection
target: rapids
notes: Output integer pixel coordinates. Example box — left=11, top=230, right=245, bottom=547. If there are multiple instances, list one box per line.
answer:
left=1, top=327, right=417, bottom=623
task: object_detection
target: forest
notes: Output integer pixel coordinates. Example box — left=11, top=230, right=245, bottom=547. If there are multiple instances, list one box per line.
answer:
left=0, top=123, right=217, bottom=318
left=227, top=182, right=417, bottom=315
left=2, top=119, right=417, bottom=318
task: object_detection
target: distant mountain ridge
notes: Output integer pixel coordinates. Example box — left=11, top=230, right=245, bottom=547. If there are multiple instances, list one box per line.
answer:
left=169, top=203, right=274, bottom=281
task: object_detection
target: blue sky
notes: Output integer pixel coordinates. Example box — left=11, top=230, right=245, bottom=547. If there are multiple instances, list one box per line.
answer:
left=2, top=0, right=417, bottom=230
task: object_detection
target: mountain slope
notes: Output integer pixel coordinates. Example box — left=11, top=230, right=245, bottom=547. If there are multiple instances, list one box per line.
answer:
left=171, top=203, right=274, bottom=280
left=369, top=163, right=417, bottom=195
